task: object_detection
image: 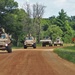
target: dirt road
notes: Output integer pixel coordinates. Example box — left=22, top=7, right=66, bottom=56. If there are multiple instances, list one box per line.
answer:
left=0, top=47, right=75, bottom=75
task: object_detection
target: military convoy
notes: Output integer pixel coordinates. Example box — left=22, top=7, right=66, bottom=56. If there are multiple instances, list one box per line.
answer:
left=0, top=27, right=12, bottom=53
left=0, top=27, right=63, bottom=53
left=40, top=37, right=63, bottom=47
left=23, top=35, right=63, bottom=48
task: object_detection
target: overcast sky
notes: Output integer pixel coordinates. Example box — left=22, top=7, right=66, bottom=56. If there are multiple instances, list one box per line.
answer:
left=14, top=0, right=75, bottom=18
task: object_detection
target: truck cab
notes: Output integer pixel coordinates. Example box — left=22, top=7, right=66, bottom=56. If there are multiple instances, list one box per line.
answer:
left=40, top=37, right=53, bottom=47
left=0, top=28, right=12, bottom=53
left=54, top=37, right=63, bottom=46
left=24, top=34, right=36, bottom=49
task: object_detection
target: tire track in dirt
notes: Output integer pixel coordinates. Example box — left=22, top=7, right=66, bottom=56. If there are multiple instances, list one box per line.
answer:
left=42, top=51, right=75, bottom=75
left=0, top=48, right=75, bottom=75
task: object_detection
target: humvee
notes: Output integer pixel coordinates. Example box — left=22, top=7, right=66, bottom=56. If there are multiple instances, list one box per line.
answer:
left=24, top=34, right=36, bottom=49
left=54, top=37, right=63, bottom=46
left=0, top=28, right=12, bottom=53
left=40, top=37, right=53, bottom=47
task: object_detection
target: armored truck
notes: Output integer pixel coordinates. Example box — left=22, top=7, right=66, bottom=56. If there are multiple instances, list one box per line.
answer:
left=54, top=37, right=63, bottom=46
left=0, top=28, right=12, bottom=53
left=40, top=37, right=53, bottom=47
left=24, top=34, right=36, bottom=49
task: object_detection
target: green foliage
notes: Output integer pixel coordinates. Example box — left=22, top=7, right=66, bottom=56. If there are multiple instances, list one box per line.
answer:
left=69, top=16, right=75, bottom=30
left=63, top=34, right=72, bottom=43
left=5, top=0, right=18, bottom=9
left=62, top=21, right=74, bottom=43
left=0, top=0, right=18, bottom=26
left=0, top=1, right=75, bottom=46
left=0, top=0, right=28, bottom=46
left=42, top=24, right=48, bottom=31
left=12, top=9, right=27, bottom=46
left=49, top=16, right=57, bottom=25
left=57, top=9, right=68, bottom=22
left=46, top=25, right=63, bottom=40
left=54, top=46, right=75, bottom=63
left=56, top=19, right=64, bottom=28
left=40, top=10, right=74, bottom=43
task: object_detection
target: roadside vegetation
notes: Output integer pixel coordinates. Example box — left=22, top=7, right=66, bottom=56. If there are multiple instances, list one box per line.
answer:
left=54, top=46, right=75, bottom=63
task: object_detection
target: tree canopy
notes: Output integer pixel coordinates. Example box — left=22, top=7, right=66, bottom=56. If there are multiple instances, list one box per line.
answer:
left=0, top=1, right=75, bottom=46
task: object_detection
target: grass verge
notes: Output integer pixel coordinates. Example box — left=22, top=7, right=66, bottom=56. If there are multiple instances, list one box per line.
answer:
left=54, top=46, right=75, bottom=63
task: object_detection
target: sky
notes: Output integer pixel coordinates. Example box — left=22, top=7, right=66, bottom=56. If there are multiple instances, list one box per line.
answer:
left=14, top=0, right=75, bottom=18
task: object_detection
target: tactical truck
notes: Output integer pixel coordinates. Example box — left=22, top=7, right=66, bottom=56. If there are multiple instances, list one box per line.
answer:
left=0, top=28, right=12, bottom=53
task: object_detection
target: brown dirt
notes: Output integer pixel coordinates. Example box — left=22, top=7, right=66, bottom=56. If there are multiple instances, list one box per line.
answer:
left=0, top=46, right=75, bottom=75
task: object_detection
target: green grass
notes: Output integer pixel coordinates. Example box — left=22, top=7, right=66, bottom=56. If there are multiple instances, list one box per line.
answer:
left=36, top=43, right=42, bottom=47
left=12, top=46, right=23, bottom=49
left=54, top=46, right=75, bottom=63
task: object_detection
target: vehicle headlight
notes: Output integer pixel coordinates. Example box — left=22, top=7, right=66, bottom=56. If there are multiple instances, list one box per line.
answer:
left=32, top=43, right=33, bottom=44
left=5, top=44, right=8, bottom=46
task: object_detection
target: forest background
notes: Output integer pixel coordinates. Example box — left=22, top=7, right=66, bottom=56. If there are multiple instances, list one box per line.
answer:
left=0, top=0, right=75, bottom=46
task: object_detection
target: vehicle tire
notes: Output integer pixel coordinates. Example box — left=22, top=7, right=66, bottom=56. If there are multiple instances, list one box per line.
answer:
left=42, top=43, right=46, bottom=47
left=54, top=44, right=57, bottom=46
left=49, top=44, right=52, bottom=46
left=33, top=43, right=36, bottom=48
left=24, top=45, right=27, bottom=49
left=6, top=45, right=12, bottom=53
left=60, top=44, right=63, bottom=46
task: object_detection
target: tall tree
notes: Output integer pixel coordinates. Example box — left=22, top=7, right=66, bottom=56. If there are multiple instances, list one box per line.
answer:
left=56, top=9, right=74, bottom=42
left=62, top=20, right=74, bottom=43
left=57, top=9, right=68, bottom=22
left=56, top=9, right=68, bottom=30
left=33, top=3, right=45, bottom=43
left=0, top=0, right=29, bottom=46
left=46, top=25, right=63, bottom=41
left=69, top=16, right=75, bottom=30
left=3, top=9, right=27, bottom=46
left=23, top=2, right=32, bottom=35
left=0, top=0, right=18, bottom=26
left=49, top=16, right=56, bottom=25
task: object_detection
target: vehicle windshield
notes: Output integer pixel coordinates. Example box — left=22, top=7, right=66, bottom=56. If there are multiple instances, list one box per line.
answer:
left=26, top=37, right=33, bottom=40
left=56, top=38, right=60, bottom=41
left=44, top=37, right=50, bottom=40
left=0, top=34, right=6, bottom=39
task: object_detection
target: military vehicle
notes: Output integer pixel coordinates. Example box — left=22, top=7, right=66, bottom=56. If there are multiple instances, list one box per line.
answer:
left=0, top=27, right=12, bottom=53
left=54, top=37, right=63, bottom=46
left=40, top=37, right=53, bottom=47
left=24, top=34, right=36, bottom=49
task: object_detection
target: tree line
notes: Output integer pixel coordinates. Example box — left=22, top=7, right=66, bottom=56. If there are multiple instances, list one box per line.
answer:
left=0, top=0, right=75, bottom=46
